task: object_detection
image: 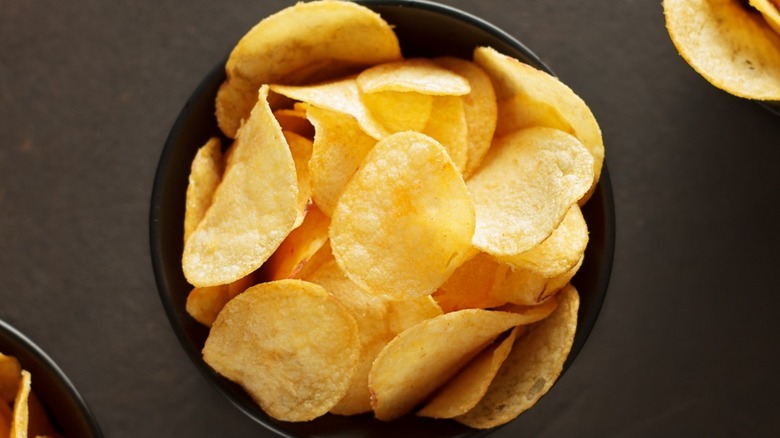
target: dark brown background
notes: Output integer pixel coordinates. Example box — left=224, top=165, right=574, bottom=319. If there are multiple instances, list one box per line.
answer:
left=2, top=0, right=779, bottom=436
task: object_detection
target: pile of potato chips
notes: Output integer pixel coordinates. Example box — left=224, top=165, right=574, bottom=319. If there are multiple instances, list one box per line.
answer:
left=0, top=352, right=59, bottom=438
left=180, top=0, right=604, bottom=429
left=664, top=0, right=780, bottom=102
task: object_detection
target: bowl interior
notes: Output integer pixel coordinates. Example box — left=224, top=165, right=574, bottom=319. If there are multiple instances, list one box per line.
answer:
left=151, top=1, right=615, bottom=437
left=0, top=319, right=103, bottom=438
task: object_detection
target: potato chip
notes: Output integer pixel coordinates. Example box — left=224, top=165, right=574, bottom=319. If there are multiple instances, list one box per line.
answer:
left=306, top=106, right=377, bottom=216
left=360, top=91, right=434, bottom=134
left=467, top=127, right=594, bottom=258
left=421, top=96, right=469, bottom=172
left=185, top=273, right=255, bottom=327
left=384, top=295, right=444, bottom=335
left=271, top=77, right=389, bottom=140
left=491, top=257, right=581, bottom=306
left=183, top=137, right=223, bottom=243
left=0, top=353, right=21, bottom=403
left=433, top=57, right=497, bottom=178
left=369, top=306, right=556, bottom=421
left=663, top=0, right=780, bottom=100
left=291, top=240, right=334, bottom=281
left=539, top=255, right=583, bottom=303
left=432, top=252, right=507, bottom=312
left=495, top=204, right=588, bottom=278
left=456, top=284, right=579, bottom=429
left=264, top=204, right=330, bottom=281
left=215, top=0, right=402, bottom=137
left=0, top=404, right=9, bottom=438
left=751, top=0, right=780, bottom=35
left=474, top=46, right=603, bottom=202
left=330, top=131, right=475, bottom=299
left=9, top=370, right=30, bottom=438
left=203, top=280, right=360, bottom=422
left=273, top=108, right=314, bottom=139
left=417, top=326, right=520, bottom=418
left=356, top=58, right=471, bottom=95
left=183, top=86, right=299, bottom=287
left=283, top=130, right=314, bottom=228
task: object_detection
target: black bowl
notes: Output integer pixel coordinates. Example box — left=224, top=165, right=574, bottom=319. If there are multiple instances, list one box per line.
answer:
left=150, top=1, right=615, bottom=437
left=0, top=319, right=103, bottom=438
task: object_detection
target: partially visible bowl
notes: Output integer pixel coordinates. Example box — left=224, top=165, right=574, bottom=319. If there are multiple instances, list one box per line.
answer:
left=0, top=319, right=103, bottom=437
left=150, top=1, right=615, bottom=437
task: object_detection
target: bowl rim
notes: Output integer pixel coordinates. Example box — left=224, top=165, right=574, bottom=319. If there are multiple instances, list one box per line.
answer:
left=0, top=318, right=104, bottom=438
left=150, top=1, right=615, bottom=436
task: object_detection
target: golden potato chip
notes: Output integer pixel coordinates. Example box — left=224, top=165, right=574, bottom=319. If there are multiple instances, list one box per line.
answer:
left=183, top=86, right=299, bottom=287
left=283, top=130, right=314, bottom=228
left=273, top=108, right=314, bottom=139
left=26, top=391, right=58, bottom=438
left=751, top=0, right=780, bottom=35
left=185, top=273, right=255, bottom=327
left=216, top=0, right=402, bottom=137
left=183, top=137, right=223, bottom=243
left=432, top=252, right=507, bottom=312
left=467, top=127, right=594, bottom=258
left=456, top=284, right=579, bottom=429
left=0, top=353, right=21, bottom=403
left=360, top=91, right=434, bottom=134
left=496, top=204, right=588, bottom=278
left=663, top=0, right=780, bottom=100
left=330, top=131, right=475, bottom=299
left=369, top=306, right=555, bottom=421
left=491, top=257, right=581, bottom=306
left=264, top=204, right=330, bottom=281
left=271, top=77, right=389, bottom=140
left=421, top=96, right=469, bottom=172
left=292, top=239, right=334, bottom=281
left=433, top=57, right=498, bottom=178
left=417, top=326, right=520, bottom=418
left=203, top=279, right=360, bottom=422
left=539, top=255, right=583, bottom=303
left=474, top=46, right=603, bottom=202
left=0, top=404, right=9, bottom=438
left=9, top=370, right=30, bottom=438
left=306, top=106, right=377, bottom=216
left=356, top=58, right=471, bottom=95
left=384, top=295, right=444, bottom=335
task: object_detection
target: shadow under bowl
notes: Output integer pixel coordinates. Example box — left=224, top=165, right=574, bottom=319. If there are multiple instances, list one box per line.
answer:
left=150, top=1, right=616, bottom=437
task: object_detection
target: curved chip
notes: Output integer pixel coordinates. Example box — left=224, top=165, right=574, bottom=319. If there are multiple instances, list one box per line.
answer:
left=456, top=284, right=580, bottom=429
left=750, top=0, right=780, bottom=35
left=264, top=204, right=330, bottom=281
left=474, top=46, right=603, bottom=203
left=184, top=137, right=224, bottom=243
left=467, top=127, right=594, bottom=258
left=203, top=280, right=360, bottom=422
left=422, top=95, right=469, bottom=173
left=330, top=131, right=475, bottom=299
left=185, top=272, right=254, bottom=327
left=356, top=58, right=471, bottom=95
left=432, top=252, right=507, bottom=312
left=663, top=0, right=780, bottom=101
left=216, top=0, right=402, bottom=137
left=9, top=370, right=30, bottom=438
left=283, top=130, right=314, bottom=228
left=183, top=86, right=298, bottom=287
left=361, top=91, right=434, bottom=134
left=368, top=306, right=555, bottom=421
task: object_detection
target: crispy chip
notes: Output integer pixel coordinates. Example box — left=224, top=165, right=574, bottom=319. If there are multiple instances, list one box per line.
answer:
left=384, top=295, right=444, bottom=334
left=751, top=0, right=780, bottom=35
left=496, top=204, right=588, bottom=278
left=663, top=0, right=780, bottom=100
left=9, top=370, right=30, bottom=438
left=468, top=127, right=594, bottom=258
left=369, top=306, right=555, bottom=421
left=433, top=57, right=498, bottom=178
left=0, top=403, right=9, bottom=438
left=283, top=130, right=314, bottom=228
left=264, top=204, right=330, bottom=281
left=273, top=108, right=314, bottom=139
left=491, top=257, right=581, bottom=306
left=216, top=0, right=402, bottom=137
left=183, top=137, right=223, bottom=243
left=422, top=95, right=469, bottom=172
left=417, top=326, right=520, bottom=418
left=330, top=131, right=475, bottom=299
left=474, top=46, right=603, bottom=202
left=203, top=280, right=360, bottom=422
left=306, top=106, right=377, bottom=216
left=0, top=353, right=21, bottom=403
left=183, top=86, right=299, bottom=287
left=356, top=58, right=471, bottom=95
left=432, top=252, right=507, bottom=312
left=186, top=273, right=255, bottom=327
left=360, top=91, right=433, bottom=134
left=456, top=284, right=579, bottom=429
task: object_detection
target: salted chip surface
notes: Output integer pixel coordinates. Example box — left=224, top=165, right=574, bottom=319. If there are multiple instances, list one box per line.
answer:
left=183, top=137, right=223, bottom=243
left=474, top=46, right=603, bottom=202
left=185, top=273, right=254, bottom=327
left=330, top=131, right=475, bottom=299
left=216, top=0, right=401, bottom=137
left=492, top=255, right=582, bottom=306
left=361, top=91, right=433, bottom=134
left=356, top=58, right=471, bottom=95
left=283, top=130, right=314, bottom=228
left=663, top=0, right=780, bottom=101
left=456, top=284, right=579, bottom=429
left=368, top=306, right=555, bottom=421
left=9, top=370, right=30, bottom=438
left=306, top=106, right=377, bottom=216
left=496, top=204, right=588, bottom=278
left=182, top=86, right=298, bottom=287
left=265, top=204, right=330, bottom=281
left=433, top=57, right=497, bottom=178
left=432, top=252, right=507, bottom=312
left=468, top=127, right=593, bottom=258
left=417, top=326, right=520, bottom=418
left=203, top=280, right=360, bottom=422
left=422, top=95, right=469, bottom=173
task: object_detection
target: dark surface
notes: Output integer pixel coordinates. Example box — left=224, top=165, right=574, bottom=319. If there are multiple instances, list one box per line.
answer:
left=1, top=0, right=779, bottom=437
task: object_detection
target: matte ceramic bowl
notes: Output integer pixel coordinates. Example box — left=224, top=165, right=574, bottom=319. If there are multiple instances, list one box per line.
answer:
left=151, top=1, right=615, bottom=437
left=0, top=319, right=103, bottom=437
